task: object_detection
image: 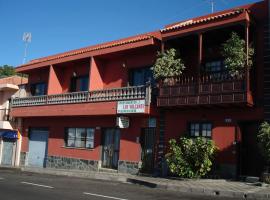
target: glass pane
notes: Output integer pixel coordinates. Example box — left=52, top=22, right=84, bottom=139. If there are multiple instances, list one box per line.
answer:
left=68, top=128, right=76, bottom=138
left=67, top=139, right=75, bottom=147
left=80, top=76, right=89, bottom=91
left=86, top=128, right=94, bottom=148
left=75, top=128, right=86, bottom=148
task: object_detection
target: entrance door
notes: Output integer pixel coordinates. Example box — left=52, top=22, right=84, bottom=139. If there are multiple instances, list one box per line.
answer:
left=239, top=122, right=264, bottom=176
left=102, top=128, right=120, bottom=169
left=140, top=128, right=156, bottom=173
left=1, top=140, right=15, bottom=166
left=28, top=129, right=49, bottom=167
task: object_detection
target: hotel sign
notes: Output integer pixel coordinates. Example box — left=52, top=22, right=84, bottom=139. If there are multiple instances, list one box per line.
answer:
left=117, top=100, right=145, bottom=114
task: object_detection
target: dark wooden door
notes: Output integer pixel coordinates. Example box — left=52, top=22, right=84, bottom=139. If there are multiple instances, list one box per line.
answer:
left=239, top=122, right=264, bottom=177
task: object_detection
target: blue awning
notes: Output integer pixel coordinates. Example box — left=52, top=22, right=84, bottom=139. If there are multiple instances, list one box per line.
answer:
left=0, top=130, right=18, bottom=139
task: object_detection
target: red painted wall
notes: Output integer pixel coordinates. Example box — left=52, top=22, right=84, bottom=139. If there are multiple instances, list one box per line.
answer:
left=164, top=107, right=263, bottom=164
left=21, top=115, right=148, bottom=162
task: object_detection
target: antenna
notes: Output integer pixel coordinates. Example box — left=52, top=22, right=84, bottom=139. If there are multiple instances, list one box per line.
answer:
left=22, top=32, right=32, bottom=64
left=210, top=0, right=214, bottom=13
left=205, top=0, right=215, bottom=13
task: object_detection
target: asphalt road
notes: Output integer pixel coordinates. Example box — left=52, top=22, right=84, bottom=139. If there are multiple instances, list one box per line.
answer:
left=0, top=169, right=243, bottom=200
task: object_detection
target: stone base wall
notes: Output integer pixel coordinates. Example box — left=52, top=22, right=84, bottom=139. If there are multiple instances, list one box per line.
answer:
left=46, top=155, right=99, bottom=171
left=20, top=152, right=26, bottom=166
left=118, top=160, right=140, bottom=175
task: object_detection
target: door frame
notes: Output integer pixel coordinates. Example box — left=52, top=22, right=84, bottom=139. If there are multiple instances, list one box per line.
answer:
left=101, top=128, right=120, bottom=169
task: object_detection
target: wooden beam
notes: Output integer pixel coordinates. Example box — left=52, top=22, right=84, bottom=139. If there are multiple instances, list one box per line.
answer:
left=245, top=23, right=250, bottom=93
left=198, top=33, right=203, bottom=79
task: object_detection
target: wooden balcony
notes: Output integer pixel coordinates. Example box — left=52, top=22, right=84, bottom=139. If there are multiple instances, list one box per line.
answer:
left=157, top=69, right=254, bottom=107
left=10, top=85, right=152, bottom=117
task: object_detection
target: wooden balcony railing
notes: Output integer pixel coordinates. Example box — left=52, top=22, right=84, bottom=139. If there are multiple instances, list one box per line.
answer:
left=158, top=69, right=253, bottom=107
left=11, top=85, right=151, bottom=107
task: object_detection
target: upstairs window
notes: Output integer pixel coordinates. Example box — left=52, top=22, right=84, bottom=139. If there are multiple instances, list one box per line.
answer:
left=204, top=60, right=224, bottom=73
left=65, top=128, right=95, bottom=149
left=70, top=75, right=89, bottom=92
left=189, top=122, right=212, bottom=138
left=129, top=67, right=154, bottom=86
left=30, top=82, right=47, bottom=96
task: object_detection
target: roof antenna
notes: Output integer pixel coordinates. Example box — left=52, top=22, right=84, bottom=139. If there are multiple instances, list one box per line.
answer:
left=205, top=0, right=215, bottom=13
left=210, top=0, right=214, bottom=13
left=22, top=32, right=32, bottom=64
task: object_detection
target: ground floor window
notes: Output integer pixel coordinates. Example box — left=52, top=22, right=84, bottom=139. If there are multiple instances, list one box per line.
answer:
left=65, top=128, right=95, bottom=148
left=189, top=122, right=212, bottom=138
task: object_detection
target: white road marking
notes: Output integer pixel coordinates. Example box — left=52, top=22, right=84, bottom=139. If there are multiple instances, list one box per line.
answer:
left=21, top=181, right=54, bottom=189
left=83, top=192, right=128, bottom=200
left=0, top=177, right=4, bottom=180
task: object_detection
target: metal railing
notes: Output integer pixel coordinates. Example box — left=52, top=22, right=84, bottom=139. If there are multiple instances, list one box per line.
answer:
left=11, top=84, right=151, bottom=107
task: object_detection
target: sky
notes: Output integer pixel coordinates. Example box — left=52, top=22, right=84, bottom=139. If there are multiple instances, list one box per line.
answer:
left=0, top=0, right=261, bottom=67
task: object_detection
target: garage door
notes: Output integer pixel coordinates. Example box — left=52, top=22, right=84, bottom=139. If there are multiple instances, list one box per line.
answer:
left=28, top=129, right=48, bottom=167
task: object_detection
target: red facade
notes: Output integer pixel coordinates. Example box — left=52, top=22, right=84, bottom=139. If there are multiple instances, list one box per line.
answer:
left=11, top=0, right=269, bottom=177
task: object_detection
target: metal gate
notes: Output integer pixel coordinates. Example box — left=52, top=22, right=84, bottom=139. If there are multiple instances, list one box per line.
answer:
left=28, top=129, right=49, bottom=167
left=1, top=140, right=15, bottom=165
left=102, top=128, right=120, bottom=169
left=140, top=128, right=156, bottom=173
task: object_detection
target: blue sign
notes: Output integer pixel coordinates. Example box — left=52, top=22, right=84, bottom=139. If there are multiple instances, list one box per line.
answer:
left=0, top=130, right=18, bottom=139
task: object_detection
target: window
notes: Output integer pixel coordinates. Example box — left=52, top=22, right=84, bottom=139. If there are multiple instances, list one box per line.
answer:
left=70, top=75, right=89, bottom=92
left=65, top=128, right=95, bottom=149
left=30, top=82, right=47, bottom=96
left=129, top=67, right=154, bottom=86
left=189, top=122, right=212, bottom=138
left=204, top=61, right=224, bottom=72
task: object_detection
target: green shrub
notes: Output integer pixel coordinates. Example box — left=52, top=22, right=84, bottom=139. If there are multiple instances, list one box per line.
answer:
left=258, top=122, right=270, bottom=165
left=221, top=32, right=254, bottom=76
left=151, top=48, right=185, bottom=80
left=166, top=137, right=217, bottom=178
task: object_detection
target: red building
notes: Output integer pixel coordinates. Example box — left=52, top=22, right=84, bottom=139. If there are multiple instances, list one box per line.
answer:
left=11, top=0, right=269, bottom=177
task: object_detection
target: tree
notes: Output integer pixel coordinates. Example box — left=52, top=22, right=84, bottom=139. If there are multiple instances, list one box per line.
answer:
left=166, top=137, right=217, bottom=178
left=258, top=122, right=270, bottom=166
left=151, top=48, right=185, bottom=80
left=0, top=65, right=16, bottom=78
left=221, top=32, right=254, bottom=76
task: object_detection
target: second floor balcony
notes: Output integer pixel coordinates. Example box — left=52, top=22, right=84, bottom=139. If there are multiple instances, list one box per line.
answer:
left=10, top=84, right=152, bottom=117
left=157, top=69, right=253, bottom=107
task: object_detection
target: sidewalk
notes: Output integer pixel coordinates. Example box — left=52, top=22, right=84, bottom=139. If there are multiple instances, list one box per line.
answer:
left=19, top=167, right=270, bottom=199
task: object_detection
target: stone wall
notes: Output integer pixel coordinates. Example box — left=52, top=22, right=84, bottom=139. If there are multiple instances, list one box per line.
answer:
left=46, top=155, right=99, bottom=171
left=118, top=160, right=140, bottom=175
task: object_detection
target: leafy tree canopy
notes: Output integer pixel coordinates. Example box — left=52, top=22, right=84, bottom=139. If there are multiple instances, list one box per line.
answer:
left=151, top=48, right=185, bottom=80
left=0, top=65, right=16, bottom=78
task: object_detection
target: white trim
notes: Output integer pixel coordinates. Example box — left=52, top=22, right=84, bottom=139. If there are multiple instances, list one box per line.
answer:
left=21, top=181, right=54, bottom=189
left=83, top=192, right=128, bottom=200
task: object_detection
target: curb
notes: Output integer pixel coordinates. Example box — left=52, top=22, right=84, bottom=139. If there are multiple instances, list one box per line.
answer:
left=5, top=167, right=270, bottom=199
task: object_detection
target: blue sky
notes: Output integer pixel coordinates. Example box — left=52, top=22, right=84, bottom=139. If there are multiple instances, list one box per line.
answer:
left=0, top=0, right=260, bottom=67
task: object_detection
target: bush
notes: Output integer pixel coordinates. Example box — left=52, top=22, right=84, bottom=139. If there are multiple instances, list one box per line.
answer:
left=258, top=122, right=270, bottom=165
left=166, top=137, right=217, bottom=178
left=151, top=48, right=185, bottom=80
left=221, top=32, right=254, bottom=76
